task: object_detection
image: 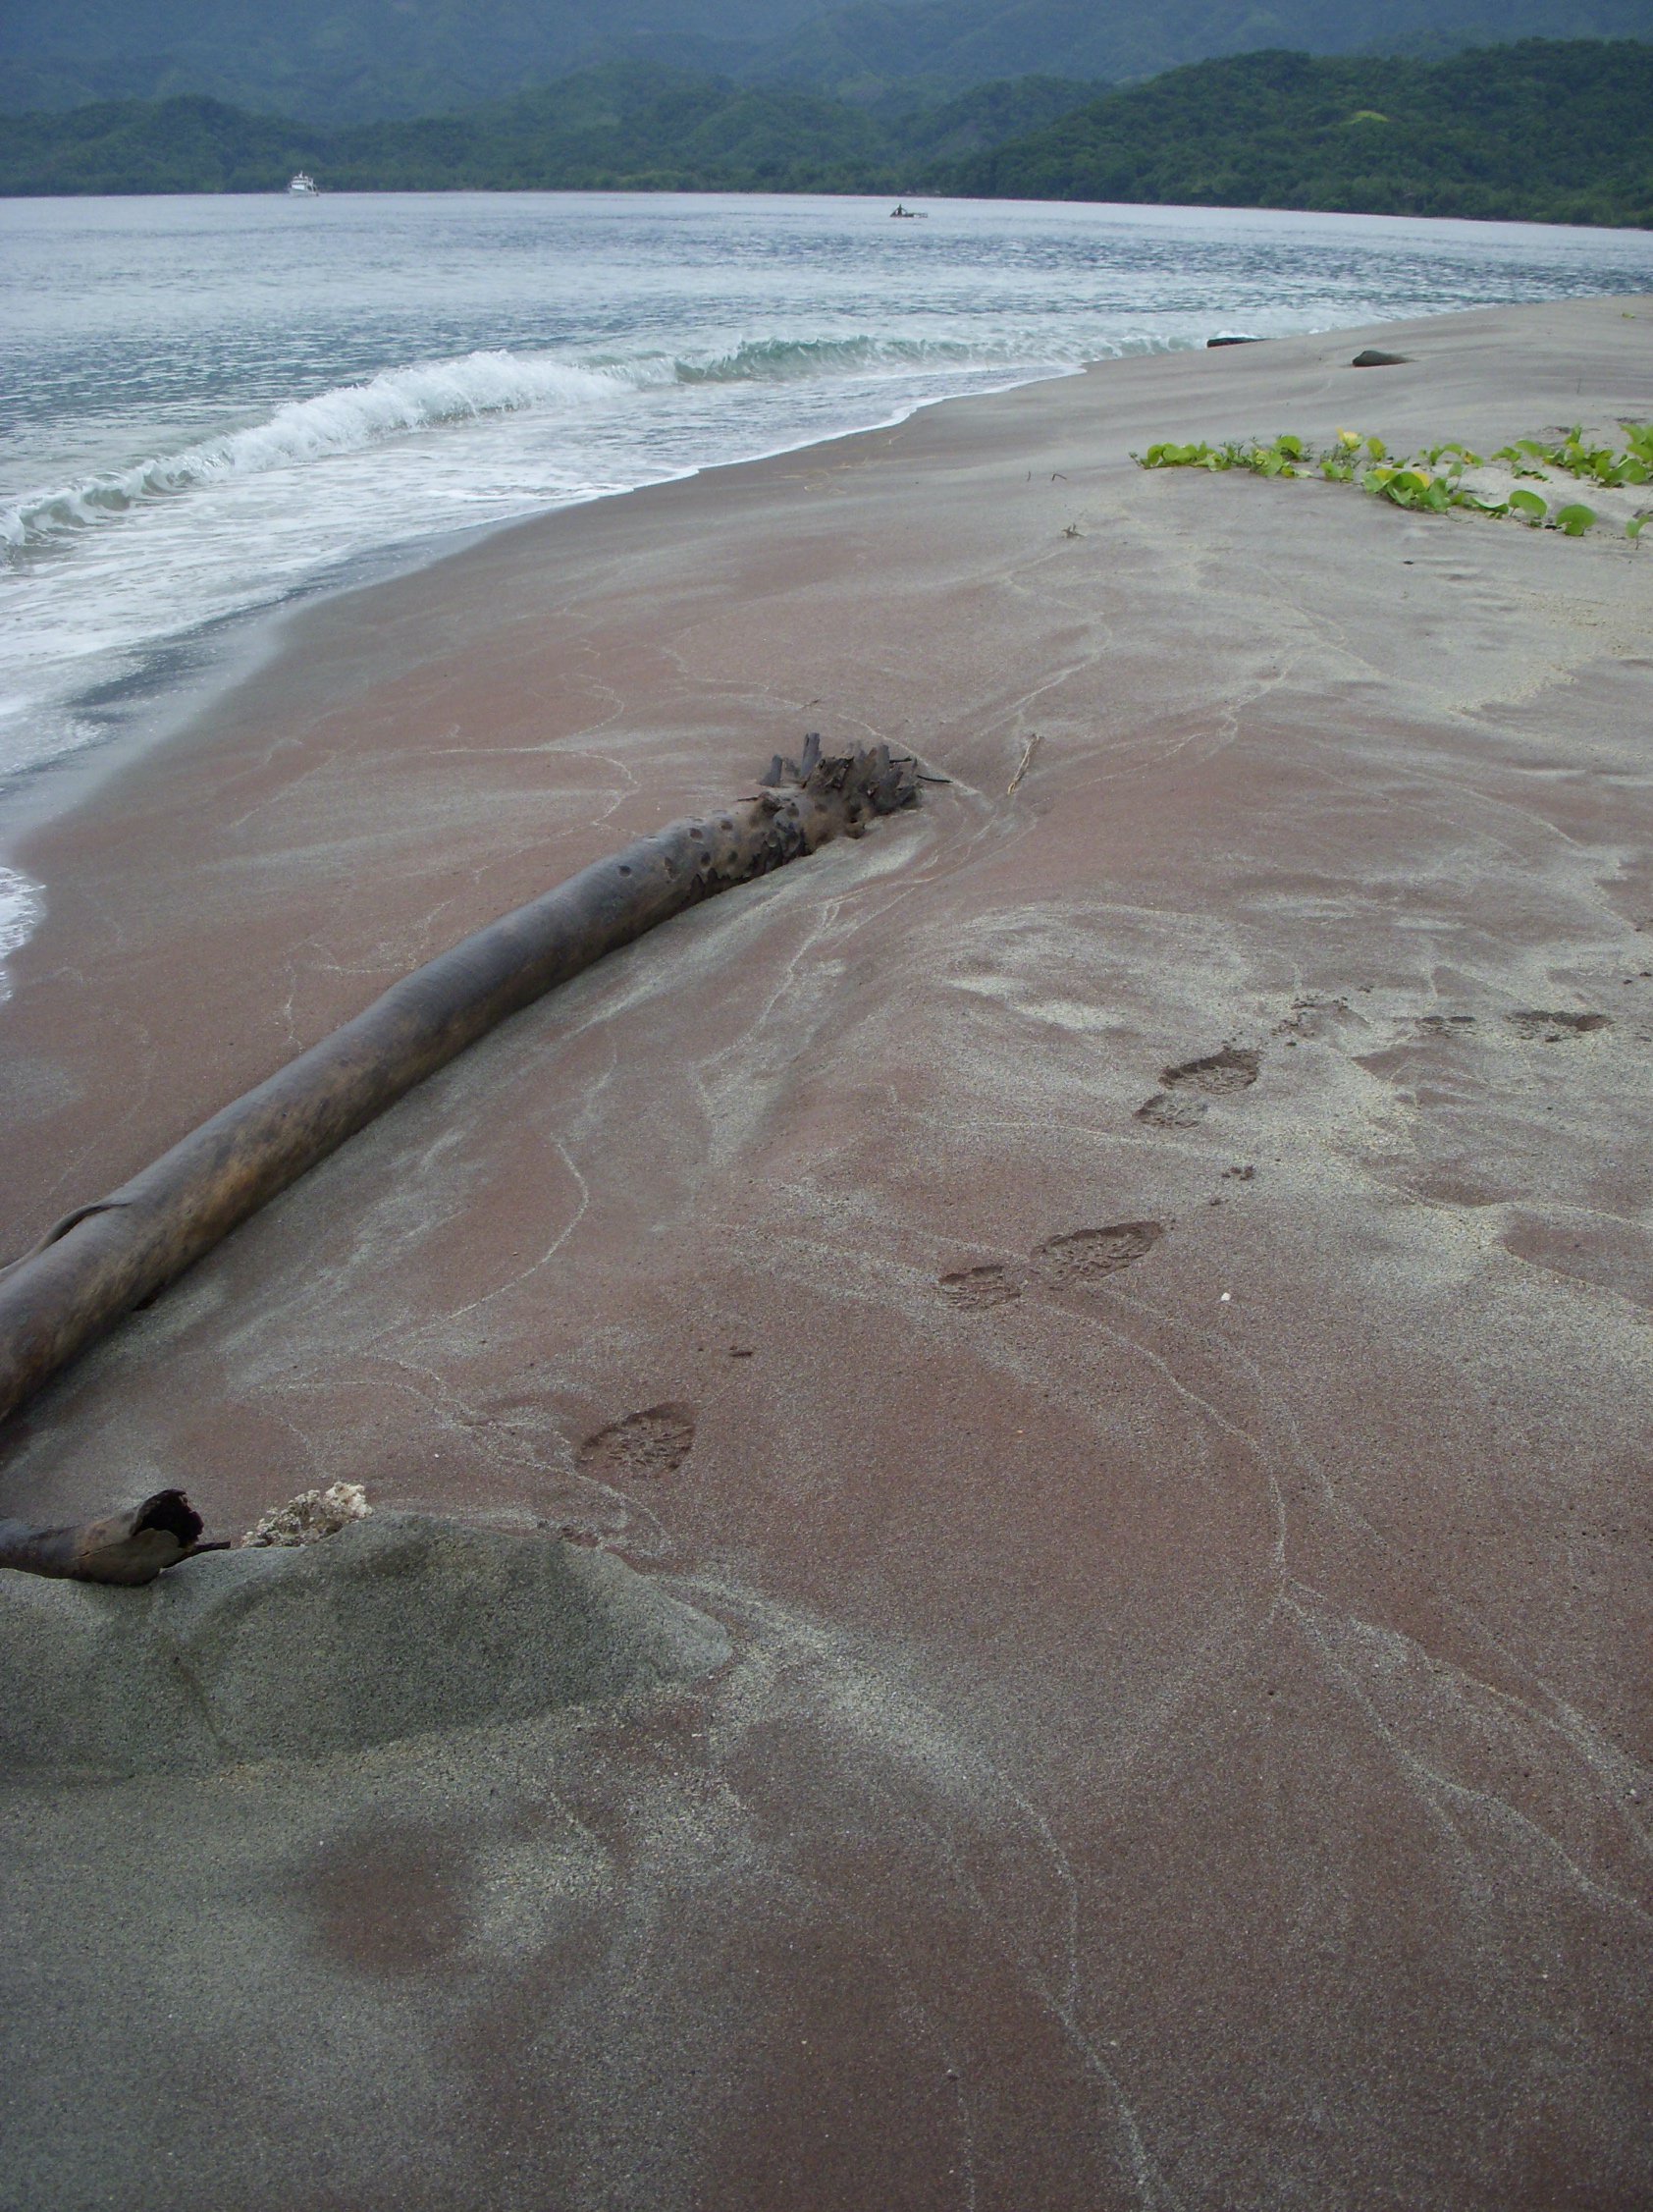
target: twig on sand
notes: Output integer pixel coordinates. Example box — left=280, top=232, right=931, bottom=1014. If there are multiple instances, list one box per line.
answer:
left=1007, top=731, right=1042, bottom=795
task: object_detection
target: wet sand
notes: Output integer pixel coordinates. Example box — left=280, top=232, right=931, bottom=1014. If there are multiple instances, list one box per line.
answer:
left=3, top=294, right=1653, bottom=2209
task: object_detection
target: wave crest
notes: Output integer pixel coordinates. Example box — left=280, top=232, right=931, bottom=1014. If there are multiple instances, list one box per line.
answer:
left=1, top=351, right=645, bottom=553
left=0, top=329, right=1153, bottom=557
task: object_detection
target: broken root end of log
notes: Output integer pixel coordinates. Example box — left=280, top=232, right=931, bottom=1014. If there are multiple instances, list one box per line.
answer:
left=758, top=732, right=920, bottom=817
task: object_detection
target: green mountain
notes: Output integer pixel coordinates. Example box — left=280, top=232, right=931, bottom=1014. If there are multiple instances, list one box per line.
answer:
left=944, top=40, right=1653, bottom=226
left=4, top=0, right=1653, bottom=122
left=0, top=0, right=786, bottom=123
left=751, top=0, right=1653, bottom=97
left=2, top=43, right=1648, bottom=226
left=0, top=64, right=1100, bottom=195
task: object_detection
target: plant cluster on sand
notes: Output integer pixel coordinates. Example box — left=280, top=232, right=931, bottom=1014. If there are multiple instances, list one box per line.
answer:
left=1136, top=420, right=1653, bottom=539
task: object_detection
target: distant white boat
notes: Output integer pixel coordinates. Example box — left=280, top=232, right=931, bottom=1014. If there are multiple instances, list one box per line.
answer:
left=288, top=172, right=318, bottom=195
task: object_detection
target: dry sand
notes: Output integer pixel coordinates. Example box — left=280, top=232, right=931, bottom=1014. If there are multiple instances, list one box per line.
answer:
left=2, top=294, right=1652, bottom=2210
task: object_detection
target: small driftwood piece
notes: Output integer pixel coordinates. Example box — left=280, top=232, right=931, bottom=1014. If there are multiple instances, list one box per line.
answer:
left=0, top=739, right=918, bottom=1433
left=1006, top=732, right=1041, bottom=795
left=0, top=1488, right=222, bottom=1585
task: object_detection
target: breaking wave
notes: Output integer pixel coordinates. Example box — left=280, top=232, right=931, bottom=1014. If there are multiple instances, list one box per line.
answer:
left=0, top=867, right=42, bottom=1000
left=2, top=351, right=654, bottom=553
left=0, top=330, right=1154, bottom=559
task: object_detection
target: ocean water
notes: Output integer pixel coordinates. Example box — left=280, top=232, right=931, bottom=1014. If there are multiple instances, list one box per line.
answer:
left=3, top=188, right=1652, bottom=979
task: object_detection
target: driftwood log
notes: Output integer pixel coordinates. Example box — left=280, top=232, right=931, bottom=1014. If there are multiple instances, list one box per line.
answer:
left=0, top=737, right=918, bottom=1434
left=0, top=1488, right=222, bottom=1585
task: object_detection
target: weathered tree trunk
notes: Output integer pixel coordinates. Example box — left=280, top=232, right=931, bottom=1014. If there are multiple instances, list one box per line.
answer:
left=0, top=739, right=917, bottom=1433
left=0, top=1489, right=221, bottom=1585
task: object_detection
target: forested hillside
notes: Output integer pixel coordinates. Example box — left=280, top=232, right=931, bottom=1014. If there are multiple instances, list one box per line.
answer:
left=2, top=43, right=1648, bottom=228
left=0, top=66, right=1097, bottom=195
left=4, top=0, right=1653, bottom=121
left=946, top=40, right=1653, bottom=226
left=0, top=0, right=783, bottom=123
left=754, top=0, right=1653, bottom=97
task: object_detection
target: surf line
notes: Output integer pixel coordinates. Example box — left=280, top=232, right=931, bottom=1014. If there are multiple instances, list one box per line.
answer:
left=0, top=736, right=919, bottom=1449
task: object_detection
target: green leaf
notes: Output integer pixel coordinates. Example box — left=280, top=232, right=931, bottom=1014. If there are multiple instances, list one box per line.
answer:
left=1554, top=503, right=1596, bottom=536
left=1141, top=441, right=1212, bottom=467
left=1377, top=468, right=1434, bottom=510
left=1626, top=515, right=1646, bottom=541
left=1509, top=489, right=1548, bottom=524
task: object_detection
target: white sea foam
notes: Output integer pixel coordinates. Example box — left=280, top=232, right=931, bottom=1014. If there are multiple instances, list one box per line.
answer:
left=1, top=351, right=653, bottom=554
left=0, top=332, right=1113, bottom=560
left=0, top=866, right=41, bottom=1001
left=3, top=190, right=1651, bottom=802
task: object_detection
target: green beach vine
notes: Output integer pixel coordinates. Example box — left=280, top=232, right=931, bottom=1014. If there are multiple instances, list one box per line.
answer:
left=1135, top=421, right=1653, bottom=540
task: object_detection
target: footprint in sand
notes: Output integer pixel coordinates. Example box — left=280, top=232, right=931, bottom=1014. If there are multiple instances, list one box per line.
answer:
left=1416, top=1013, right=1476, bottom=1036
left=579, top=1403, right=697, bottom=1481
left=1136, top=1044, right=1259, bottom=1125
left=1506, top=1010, right=1611, bottom=1043
left=1136, top=1091, right=1207, bottom=1127
left=1275, top=996, right=1364, bottom=1043
left=937, top=1264, right=1023, bottom=1310
left=1033, top=1221, right=1164, bottom=1285
left=1160, top=1046, right=1261, bottom=1093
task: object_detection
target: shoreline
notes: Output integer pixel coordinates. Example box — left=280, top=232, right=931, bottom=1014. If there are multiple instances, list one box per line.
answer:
left=4, top=285, right=1651, bottom=1269
left=0, top=356, right=1092, bottom=843
left=9, top=179, right=1653, bottom=898
left=4, top=290, right=1653, bottom=2207
left=0, top=326, right=1266, bottom=987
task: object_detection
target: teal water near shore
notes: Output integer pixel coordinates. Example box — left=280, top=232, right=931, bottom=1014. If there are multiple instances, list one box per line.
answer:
left=3, top=188, right=1653, bottom=977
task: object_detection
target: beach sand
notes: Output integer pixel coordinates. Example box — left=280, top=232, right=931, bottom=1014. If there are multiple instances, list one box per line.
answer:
left=2, top=294, right=1652, bottom=2208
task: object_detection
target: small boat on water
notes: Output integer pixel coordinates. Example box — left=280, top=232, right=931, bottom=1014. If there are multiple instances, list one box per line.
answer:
left=288, top=172, right=319, bottom=195
left=889, top=203, right=928, bottom=219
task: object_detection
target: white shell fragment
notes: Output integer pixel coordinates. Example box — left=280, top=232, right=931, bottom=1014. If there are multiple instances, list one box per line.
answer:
left=241, top=1481, right=372, bottom=1548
